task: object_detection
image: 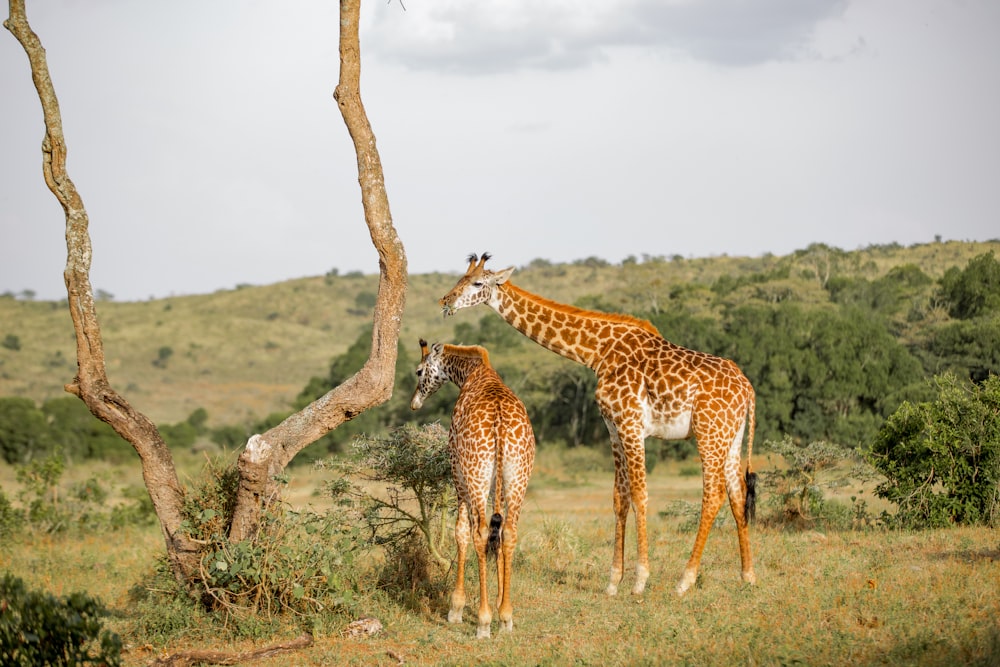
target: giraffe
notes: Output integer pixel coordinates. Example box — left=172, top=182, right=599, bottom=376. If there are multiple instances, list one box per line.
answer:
left=439, top=253, right=757, bottom=596
left=410, top=338, right=536, bottom=638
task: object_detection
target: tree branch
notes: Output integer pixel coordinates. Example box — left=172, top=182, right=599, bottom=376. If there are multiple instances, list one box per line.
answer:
left=229, top=0, right=408, bottom=541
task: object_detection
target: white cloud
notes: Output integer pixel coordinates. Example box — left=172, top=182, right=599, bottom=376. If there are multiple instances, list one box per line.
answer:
left=365, top=0, right=849, bottom=72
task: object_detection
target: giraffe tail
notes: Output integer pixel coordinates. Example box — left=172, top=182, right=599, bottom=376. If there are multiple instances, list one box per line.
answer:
left=744, top=390, right=758, bottom=524
left=486, top=513, right=503, bottom=560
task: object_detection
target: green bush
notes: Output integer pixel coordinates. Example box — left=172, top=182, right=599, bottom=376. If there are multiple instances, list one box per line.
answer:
left=0, top=573, right=122, bottom=666
left=6, top=454, right=154, bottom=535
left=322, top=423, right=454, bottom=570
left=320, top=423, right=454, bottom=609
left=868, top=374, right=1000, bottom=528
left=0, top=397, right=54, bottom=464
left=178, top=459, right=361, bottom=628
left=0, top=490, right=23, bottom=542
left=760, top=436, right=878, bottom=529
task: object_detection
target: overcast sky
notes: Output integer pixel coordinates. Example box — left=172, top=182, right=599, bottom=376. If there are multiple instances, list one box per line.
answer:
left=2, top=0, right=998, bottom=302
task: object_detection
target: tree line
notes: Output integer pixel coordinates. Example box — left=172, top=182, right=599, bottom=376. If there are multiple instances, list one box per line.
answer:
left=2, top=249, right=998, bottom=468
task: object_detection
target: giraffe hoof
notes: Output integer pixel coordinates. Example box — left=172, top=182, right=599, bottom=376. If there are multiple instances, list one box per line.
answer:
left=447, top=609, right=463, bottom=624
left=742, top=570, right=757, bottom=585
left=675, top=571, right=697, bottom=596
left=605, top=583, right=619, bottom=596
left=476, top=625, right=491, bottom=639
left=632, top=565, right=649, bottom=594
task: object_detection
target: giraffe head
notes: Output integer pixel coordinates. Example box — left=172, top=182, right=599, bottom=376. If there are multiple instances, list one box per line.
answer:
left=439, top=252, right=515, bottom=317
left=410, top=338, right=449, bottom=410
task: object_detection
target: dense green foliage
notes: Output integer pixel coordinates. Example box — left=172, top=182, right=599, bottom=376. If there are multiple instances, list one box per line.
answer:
left=0, top=395, right=210, bottom=464
left=868, top=374, right=1000, bottom=528
left=0, top=573, right=122, bottom=667
left=176, top=459, right=360, bottom=625
left=938, top=251, right=1000, bottom=319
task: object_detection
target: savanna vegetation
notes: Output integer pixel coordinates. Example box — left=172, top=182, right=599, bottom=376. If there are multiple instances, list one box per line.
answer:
left=2, top=243, right=999, bottom=665
left=3, top=0, right=998, bottom=662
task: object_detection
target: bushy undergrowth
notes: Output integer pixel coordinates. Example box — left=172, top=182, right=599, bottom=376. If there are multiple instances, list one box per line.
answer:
left=0, top=573, right=121, bottom=667
left=174, top=458, right=362, bottom=632
left=319, top=423, right=455, bottom=610
left=0, top=453, right=155, bottom=541
left=760, top=436, right=880, bottom=529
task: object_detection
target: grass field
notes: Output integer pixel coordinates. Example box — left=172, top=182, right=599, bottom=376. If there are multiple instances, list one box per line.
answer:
left=2, top=450, right=998, bottom=666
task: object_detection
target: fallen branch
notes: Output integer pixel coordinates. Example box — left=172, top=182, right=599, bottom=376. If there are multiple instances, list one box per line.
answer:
left=151, top=633, right=313, bottom=667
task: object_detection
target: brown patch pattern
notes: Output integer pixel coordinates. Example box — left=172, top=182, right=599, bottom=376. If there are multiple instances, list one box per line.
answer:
left=439, top=254, right=756, bottom=596
left=410, top=340, right=536, bottom=637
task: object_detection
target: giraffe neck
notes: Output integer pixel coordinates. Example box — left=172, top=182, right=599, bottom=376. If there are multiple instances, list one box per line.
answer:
left=441, top=345, right=491, bottom=388
left=492, top=283, right=660, bottom=369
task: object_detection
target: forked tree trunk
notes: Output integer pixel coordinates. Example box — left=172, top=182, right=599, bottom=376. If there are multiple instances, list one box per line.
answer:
left=4, top=0, right=406, bottom=589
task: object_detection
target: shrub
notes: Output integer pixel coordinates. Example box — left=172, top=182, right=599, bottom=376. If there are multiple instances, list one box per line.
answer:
left=0, top=490, right=23, bottom=542
left=1, top=334, right=20, bottom=351
left=178, top=458, right=361, bottom=627
left=760, top=436, right=878, bottom=528
left=868, top=374, right=1000, bottom=528
left=320, top=423, right=454, bottom=605
left=0, top=397, right=53, bottom=464
left=0, top=573, right=122, bottom=666
left=7, top=454, right=156, bottom=535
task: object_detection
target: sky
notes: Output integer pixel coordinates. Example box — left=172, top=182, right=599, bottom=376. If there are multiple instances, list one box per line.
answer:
left=1, top=0, right=998, bottom=302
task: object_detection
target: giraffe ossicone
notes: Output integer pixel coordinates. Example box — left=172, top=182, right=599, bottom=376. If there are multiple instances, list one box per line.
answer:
left=440, top=253, right=758, bottom=596
left=411, top=338, right=536, bottom=637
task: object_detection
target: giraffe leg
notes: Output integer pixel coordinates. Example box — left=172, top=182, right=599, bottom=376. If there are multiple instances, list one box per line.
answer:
left=497, top=474, right=527, bottom=632
left=449, top=503, right=470, bottom=624
left=497, top=518, right=517, bottom=633
left=726, top=465, right=756, bottom=585
left=677, top=466, right=727, bottom=596
left=606, top=444, right=629, bottom=596
left=472, top=512, right=493, bottom=639
left=628, top=459, right=650, bottom=595
left=494, top=527, right=505, bottom=625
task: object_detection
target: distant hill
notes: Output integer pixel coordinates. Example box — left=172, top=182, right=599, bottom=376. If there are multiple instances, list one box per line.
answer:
left=1, top=240, right=996, bottom=427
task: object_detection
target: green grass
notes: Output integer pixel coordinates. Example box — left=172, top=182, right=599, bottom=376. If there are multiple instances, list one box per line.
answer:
left=2, top=452, right=998, bottom=666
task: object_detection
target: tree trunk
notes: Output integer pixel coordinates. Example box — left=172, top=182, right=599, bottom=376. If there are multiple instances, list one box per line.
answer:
left=228, top=0, right=407, bottom=541
left=5, top=0, right=407, bottom=588
left=4, top=0, right=201, bottom=590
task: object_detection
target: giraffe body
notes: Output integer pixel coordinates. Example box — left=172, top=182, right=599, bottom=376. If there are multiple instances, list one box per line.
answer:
left=410, top=339, right=535, bottom=637
left=440, top=254, right=757, bottom=596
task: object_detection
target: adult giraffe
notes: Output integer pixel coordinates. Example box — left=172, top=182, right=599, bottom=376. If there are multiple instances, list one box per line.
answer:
left=439, top=253, right=757, bottom=596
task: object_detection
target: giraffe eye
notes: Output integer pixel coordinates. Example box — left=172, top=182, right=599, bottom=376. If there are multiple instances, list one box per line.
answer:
left=415, top=369, right=423, bottom=377
left=472, top=281, right=484, bottom=288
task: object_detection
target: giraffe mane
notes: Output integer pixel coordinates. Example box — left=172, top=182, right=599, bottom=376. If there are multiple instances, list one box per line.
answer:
left=504, top=283, right=661, bottom=336
left=442, top=343, right=492, bottom=366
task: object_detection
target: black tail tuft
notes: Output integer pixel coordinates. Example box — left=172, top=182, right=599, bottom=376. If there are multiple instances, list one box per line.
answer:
left=745, top=469, right=758, bottom=524
left=486, top=513, right=503, bottom=560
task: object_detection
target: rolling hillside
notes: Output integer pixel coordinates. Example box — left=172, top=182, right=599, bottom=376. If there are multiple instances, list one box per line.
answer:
left=1, top=240, right=996, bottom=427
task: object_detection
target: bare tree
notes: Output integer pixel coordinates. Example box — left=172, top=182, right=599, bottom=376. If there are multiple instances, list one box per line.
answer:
left=4, top=0, right=406, bottom=592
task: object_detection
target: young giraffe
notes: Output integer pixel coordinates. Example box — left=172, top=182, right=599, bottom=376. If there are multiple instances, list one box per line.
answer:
left=410, top=339, right=536, bottom=638
left=439, top=254, right=757, bottom=596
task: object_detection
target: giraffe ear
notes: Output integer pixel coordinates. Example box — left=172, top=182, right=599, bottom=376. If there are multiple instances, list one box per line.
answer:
left=432, top=343, right=444, bottom=354
left=495, top=266, right=515, bottom=284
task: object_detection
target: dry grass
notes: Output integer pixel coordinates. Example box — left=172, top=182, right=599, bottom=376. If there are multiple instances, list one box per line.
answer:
left=2, top=451, right=998, bottom=666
